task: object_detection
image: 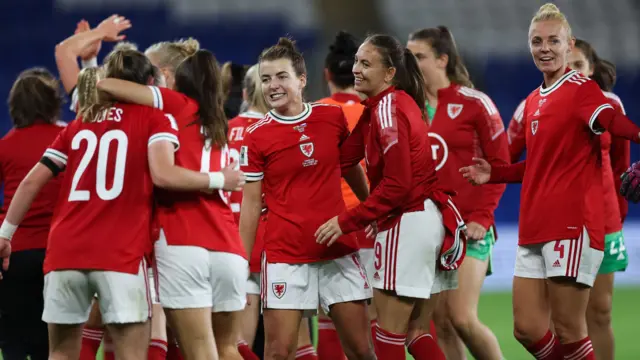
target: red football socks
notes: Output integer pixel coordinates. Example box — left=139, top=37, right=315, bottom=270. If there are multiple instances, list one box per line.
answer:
left=373, top=325, right=406, bottom=360
left=317, top=318, right=346, bottom=360
left=407, top=333, right=445, bottom=360
left=561, top=337, right=595, bottom=360
left=524, top=330, right=563, bottom=360
left=79, top=327, right=104, bottom=360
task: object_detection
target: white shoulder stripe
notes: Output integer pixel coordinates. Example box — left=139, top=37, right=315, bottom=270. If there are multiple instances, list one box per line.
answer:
left=603, top=91, right=626, bottom=115
left=458, top=87, right=498, bottom=116
left=377, top=94, right=393, bottom=130
left=513, top=100, right=526, bottom=123
left=148, top=86, right=163, bottom=110
left=43, top=148, right=68, bottom=165
left=246, top=116, right=272, bottom=134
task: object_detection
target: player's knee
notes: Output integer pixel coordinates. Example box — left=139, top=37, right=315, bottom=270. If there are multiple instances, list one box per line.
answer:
left=586, top=299, right=612, bottom=329
left=265, top=338, right=296, bottom=360
left=448, top=309, right=475, bottom=335
left=551, top=315, right=585, bottom=344
left=344, top=344, right=377, bottom=360
left=433, top=316, right=457, bottom=340
left=513, top=319, right=542, bottom=346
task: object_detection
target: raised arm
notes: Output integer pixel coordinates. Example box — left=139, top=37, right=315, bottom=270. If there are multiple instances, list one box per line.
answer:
left=55, top=15, right=131, bottom=94
left=97, top=79, right=156, bottom=107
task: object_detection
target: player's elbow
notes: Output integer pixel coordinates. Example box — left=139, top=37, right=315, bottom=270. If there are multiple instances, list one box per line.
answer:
left=149, top=163, right=175, bottom=189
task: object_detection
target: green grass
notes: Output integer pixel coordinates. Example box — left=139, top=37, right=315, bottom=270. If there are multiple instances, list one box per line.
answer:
left=5, top=287, right=637, bottom=359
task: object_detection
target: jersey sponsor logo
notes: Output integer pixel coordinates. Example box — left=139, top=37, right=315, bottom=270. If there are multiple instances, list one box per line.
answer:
left=272, top=282, right=287, bottom=299
left=299, top=134, right=310, bottom=142
left=531, top=120, right=539, bottom=135
left=239, top=146, right=249, bottom=166
left=300, top=142, right=314, bottom=158
left=427, top=132, right=449, bottom=171
left=447, top=103, right=463, bottom=119
left=553, top=259, right=561, bottom=268
left=293, top=123, right=307, bottom=133
left=538, top=98, right=547, bottom=107
left=533, top=109, right=540, bottom=117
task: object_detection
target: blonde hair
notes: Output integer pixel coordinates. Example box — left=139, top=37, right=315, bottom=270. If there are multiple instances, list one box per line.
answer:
left=531, top=3, right=572, bottom=40
left=221, top=61, right=233, bottom=98
left=77, top=67, right=109, bottom=123
left=144, top=38, right=200, bottom=73
left=243, top=64, right=270, bottom=114
left=112, top=41, right=138, bottom=52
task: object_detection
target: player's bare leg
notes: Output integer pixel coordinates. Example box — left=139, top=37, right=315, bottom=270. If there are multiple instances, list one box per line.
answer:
left=512, top=277, right=551, bottom=345
left=106, top=320, right=151, bottom=360
left=432, top=291, right=466, bottom=359
left=295, top=318, right=317, bottom=358
left=80, top=299, right=106, bottom=359
left=328, top=300, right=376, bottom=359
left=166, top=308, right=218, bottom=360
left=263, top=309, right=304, bottom=360
left=587, top=273, right=615, bottom=360
left=239, top=294, right=261, bottom=347
left=548, top=277, right=590, bottom=343
left=48, top=323, right=84, bottom=360
left=211, top=311, right=244, bottom=360
left=445, top=257, right=503, bottom=359
left=149, top=304, right=168, bottom=357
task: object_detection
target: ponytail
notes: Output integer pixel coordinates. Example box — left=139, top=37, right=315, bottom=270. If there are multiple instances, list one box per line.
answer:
left=77, top=67, right=111, bottom=123
left=574, top=38, right=616, bottom=92
left=175, top=49, right=228, bottom=147
left=365, top=34, right=427, bottom=118
left=402, top=48, right=427, bottom=115
left=408, top=26, right=473, bottom=88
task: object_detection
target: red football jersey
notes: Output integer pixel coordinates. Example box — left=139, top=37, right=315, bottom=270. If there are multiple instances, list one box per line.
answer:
left=0, top=122, right=66, bottom=251
left=149, top=86, right=245, bottom=257
left=228, top=111, right=268, bottom=272
left=42, top=104, right=179, bottom=274
left=427, top=84, right=509, bottom=230
left=338, top=86, right=440, bottom=233
left=507, top=100, right=527, bottom=164
left=241, top=103, right=359, bottom=264
left=518, top=69, right=614, bottom=250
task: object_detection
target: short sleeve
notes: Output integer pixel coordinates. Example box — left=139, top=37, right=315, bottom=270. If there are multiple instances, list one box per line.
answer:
left=147, top=110, right=180, bottom=151
left=239, top=131, right=265, bottom=182
left=148, top=86, right=196, bottom=122
left=43, top=126, right=71, bottom=167
left=575, top=81, right=614, bottom=135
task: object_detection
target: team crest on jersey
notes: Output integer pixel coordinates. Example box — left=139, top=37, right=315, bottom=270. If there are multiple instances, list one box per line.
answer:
left=447, top=104, right=464, bottom=119
left=272, top=282, right=287, bottom=299
left=531, top=120, right=539, bottom=135
left=300, top=142, right=314, bottom=157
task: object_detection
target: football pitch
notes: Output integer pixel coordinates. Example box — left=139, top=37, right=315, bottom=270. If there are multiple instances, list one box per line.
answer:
left=2, top=287, right=636, bottom=359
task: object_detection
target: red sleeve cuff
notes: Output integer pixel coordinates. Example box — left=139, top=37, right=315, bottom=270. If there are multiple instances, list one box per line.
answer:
left=338, top=211, right=358, bottom=234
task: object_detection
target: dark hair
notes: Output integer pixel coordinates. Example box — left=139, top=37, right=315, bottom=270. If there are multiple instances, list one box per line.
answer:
left=408, top=26, right=473, bottom=88
left=80, top=49, right=155, bottom=122
left=8, top=68, right=63, bottom=128
left=574, top=38, right=616, bottom=92
left=325, top=31, right=359, bottom=89
left=259, top=37, right=307, bottom=76
left=221, top=62, right=249, bottom=119
left=175, top=49, right=228, bottom=148
left=365, top=34, right=427, bottom=115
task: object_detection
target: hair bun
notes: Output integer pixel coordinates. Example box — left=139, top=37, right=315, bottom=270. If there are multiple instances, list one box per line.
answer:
left=113, top=41, right=138, bottom=52
left=176, top=38, right=200, bottom=56
left=276, top=37, right=298, bottom=51
left=330, top=31, right=358, bottom=55
left=537, top=3, right=561, bottom=15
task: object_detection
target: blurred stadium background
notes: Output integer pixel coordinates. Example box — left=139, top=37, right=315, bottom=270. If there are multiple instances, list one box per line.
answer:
left=0, top=0, right=638, bottom=358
